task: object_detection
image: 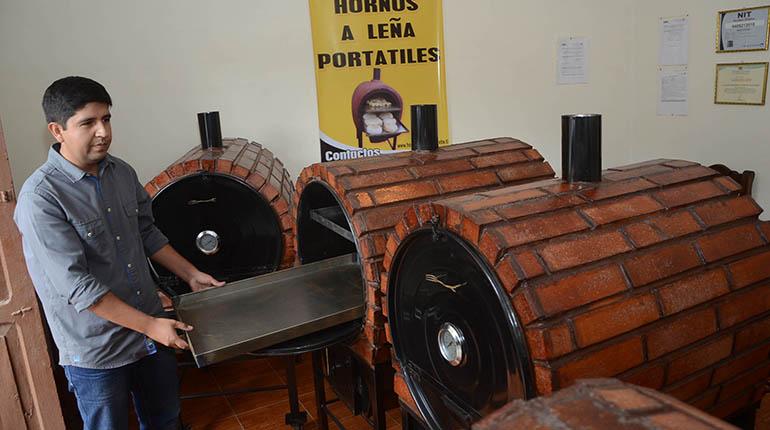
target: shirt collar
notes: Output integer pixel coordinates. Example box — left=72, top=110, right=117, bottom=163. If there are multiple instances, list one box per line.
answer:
left=47, top=143, right=114, bottom=182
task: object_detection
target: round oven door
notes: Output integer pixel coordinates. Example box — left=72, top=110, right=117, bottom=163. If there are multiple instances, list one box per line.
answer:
left=388, top=228, right=533, bottom=430
left=151, top=173, right=282, bottom=294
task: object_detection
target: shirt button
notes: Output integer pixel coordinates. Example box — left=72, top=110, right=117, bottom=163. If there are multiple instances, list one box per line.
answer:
left=136, top=291, right=141, bottom=295
left=127, top=263, right=133, bottom=268
left=116, top=235, right=121, bottom=240
left=107, top=207, right=112, bottom=212
left=87, top=232, right=93, bottom=237
left=135, top=208, right=139, bottom=213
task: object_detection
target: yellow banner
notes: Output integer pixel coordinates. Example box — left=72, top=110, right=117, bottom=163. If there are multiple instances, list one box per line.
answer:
left=309, top=0, right=449, bottom=162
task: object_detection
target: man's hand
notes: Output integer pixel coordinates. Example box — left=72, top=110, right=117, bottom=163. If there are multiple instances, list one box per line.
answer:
left=145, top=317, right=193, bottom=350
left=189, top=271, right=225, bottom=292
left=150, top=245, right=225, bottom=292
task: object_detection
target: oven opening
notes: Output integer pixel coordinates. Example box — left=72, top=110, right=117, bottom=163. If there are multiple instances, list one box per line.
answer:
left=296, top=181, right=358, bottom=264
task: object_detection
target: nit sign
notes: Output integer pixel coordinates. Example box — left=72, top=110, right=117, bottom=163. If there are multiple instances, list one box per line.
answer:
left=737, top=11, right=753, bottom=19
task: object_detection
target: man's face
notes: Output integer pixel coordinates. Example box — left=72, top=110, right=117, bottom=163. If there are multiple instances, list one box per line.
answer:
left=48, top=102, right=112, bottom=173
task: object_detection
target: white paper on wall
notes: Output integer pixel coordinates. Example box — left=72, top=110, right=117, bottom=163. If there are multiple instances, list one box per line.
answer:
left=557, top=37, right=589, bottom=84
left=658, top=67, right=688, bottom=116
left=659, top=16, right=689, bottom=66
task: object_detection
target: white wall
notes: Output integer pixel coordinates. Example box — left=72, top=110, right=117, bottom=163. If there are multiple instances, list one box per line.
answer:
left=630, top=0, right=770, bottom=210
left=1, top=1, right=768, bottom=211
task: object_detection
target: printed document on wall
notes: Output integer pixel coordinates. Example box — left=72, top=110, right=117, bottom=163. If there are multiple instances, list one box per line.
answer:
left=659, top=16, right=689, bottom=66
left=658, top=67, right=688, bottom=116
left=557, top=37, right=589, bottom=84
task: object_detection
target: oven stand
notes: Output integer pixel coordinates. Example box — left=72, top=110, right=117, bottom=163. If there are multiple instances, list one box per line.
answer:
left=311, top=349, right=391, bottom=430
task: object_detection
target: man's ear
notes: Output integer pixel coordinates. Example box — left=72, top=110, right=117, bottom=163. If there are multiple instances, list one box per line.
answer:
left=47, top=122, right=64, bottom=142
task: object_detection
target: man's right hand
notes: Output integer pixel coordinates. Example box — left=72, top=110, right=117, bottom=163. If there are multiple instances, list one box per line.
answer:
left=145, top=317, right=193, bottom=350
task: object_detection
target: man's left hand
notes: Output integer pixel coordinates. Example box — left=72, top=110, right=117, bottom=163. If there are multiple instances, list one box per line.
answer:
left=189, top=271, right=225, bottom=292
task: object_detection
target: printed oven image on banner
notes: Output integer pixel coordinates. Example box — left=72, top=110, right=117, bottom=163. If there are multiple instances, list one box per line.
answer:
left=309, top=0, right=449, bottom=162
left=352, top=68, right=408, bottom=149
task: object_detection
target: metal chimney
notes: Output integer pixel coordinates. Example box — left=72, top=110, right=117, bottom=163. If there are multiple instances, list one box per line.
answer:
left=562, top=114, right=601, bottom=183
left=411, top=104, right=438, bottom=151
left=198, top=111, right=223, bottom=150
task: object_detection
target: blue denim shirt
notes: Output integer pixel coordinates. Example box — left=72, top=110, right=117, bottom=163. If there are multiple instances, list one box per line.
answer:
left=14, top=144, right=169, bottom=369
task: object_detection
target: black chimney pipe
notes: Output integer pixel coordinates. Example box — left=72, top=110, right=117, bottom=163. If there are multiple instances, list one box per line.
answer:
left=411, top=104, right=438, bottom=151
left=198, top=111, right=223, bottom=150
left=561, top=114, right=601, bottom=183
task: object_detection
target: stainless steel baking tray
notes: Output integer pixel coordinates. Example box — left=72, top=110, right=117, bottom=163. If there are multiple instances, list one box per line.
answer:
left=173, top=253, right=364, bottom=366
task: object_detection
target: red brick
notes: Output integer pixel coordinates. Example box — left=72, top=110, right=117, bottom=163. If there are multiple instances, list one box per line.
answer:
left=462, top=188, right=547, bottom=212
left=645, top=165, right=717, bottom=186
left=582, top=195, right=664, bottom=226
left=534, top=365, right=554, bottom=395
left=694, top=196, right=761, bottom=227
left=359, top=203, right=412, bottom=231
left=436, top=170, right=500, bottom=193
left=573, top=294, right=660, bottom=347
left=623, top=243, right=702, bottom=287
left=717, top=362, right=770, bottom=403
left=526, top=324, right=574, bottom=360
left=556, top=337, right=645, bottom=386
left=719, top=283, right=770, bottom=328
left=512, top=291, right=541, bottom=325
left=513, top=251, right=546, bottom=279
left=697, top=223, right=764, bottom=263
left=338, top=168, right=413, bottom=189
left=664, top=371, right=713, bottom=402
left=580, top=178, right=658, bottom=201
left=491, top=211, right=590, bottom=249
left=666, top=335, right=733, bottom=383
left=713, top=176, right=743, bottom=193
left=656, top=269, right=730, bottom=315
left=621, top=364, right=666, bottom=390
left=469, top=149, right=529, bottom=168
left=646, top=411, right=716, bottom=430
left=495, top=257, right=522, bottom=293
left=534, top=264, right=628, bottom=316
left=624, top=222, right=666, bottom=248
left=712, top=343, right=770, bottom=384
left=540, top=231, right=633, bottom=272
left=594, top=386, right=661, bottom=411
left=709, top=390, right=752, bottom=419
left=478, top=230, right=505, bottom=264
left=497, top=163, right=555, bottom=183
left=653, top=181, right=725, bottom=208
left=728, top=250, right=770, bottom=288
left=495, top=194, right=585, bottom=220
left=370, top=181, right=438, bottom=205
left=691, top=387, right=720, bottom=410
left=735, top=316, right=770, bottom=352
left=649, top=210, right=703, bottom=238
left=474, top=139, right=530, bottom=153
left=610, top=159, right=669, bottom=171
left=663, top=160, right=699, bottom=168
left=408, top=158, right=472, bottom=178
left=604, top=164, right=673, bottom=181
left=647, top=308, right=718, bottom=359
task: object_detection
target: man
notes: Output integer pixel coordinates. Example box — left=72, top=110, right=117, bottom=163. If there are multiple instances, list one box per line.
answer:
left=14, top=76, right=224, bottom=430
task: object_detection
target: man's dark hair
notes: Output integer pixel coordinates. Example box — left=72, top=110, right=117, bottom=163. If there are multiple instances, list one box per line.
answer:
left=42, top=76, right=112, bottom=128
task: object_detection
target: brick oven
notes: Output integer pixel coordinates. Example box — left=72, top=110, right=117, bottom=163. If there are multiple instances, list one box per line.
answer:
left=144, top=114, right=294, bottom=294
left=293, top=130, right=555, bottom=425
left=383, top=116, right=770, bottom=429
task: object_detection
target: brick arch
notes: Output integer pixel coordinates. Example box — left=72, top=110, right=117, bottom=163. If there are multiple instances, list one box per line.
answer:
left=144, top=138, right=295, bottom=269
left=383, top=159, right=770, bottom=420
left=293, top=137, right=556, bottom=365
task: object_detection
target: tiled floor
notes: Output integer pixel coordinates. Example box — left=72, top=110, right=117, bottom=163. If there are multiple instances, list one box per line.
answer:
left=172, top=353, right=403, bottom=430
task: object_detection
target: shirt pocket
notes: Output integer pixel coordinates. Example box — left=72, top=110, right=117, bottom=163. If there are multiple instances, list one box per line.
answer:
left=123, top=200, right=139, bottom=230
left=73, top=218, right=110, bottom=258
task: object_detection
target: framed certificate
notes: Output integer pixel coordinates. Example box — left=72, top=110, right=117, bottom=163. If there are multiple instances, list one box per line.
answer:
left=714, top=62, right=768, bottom=105
left=717, top=5, right=770, bottom=52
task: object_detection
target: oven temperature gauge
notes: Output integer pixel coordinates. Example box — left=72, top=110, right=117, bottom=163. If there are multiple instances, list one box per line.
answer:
left=437, top=322, right=466, bottom=367
left=196, top=230, right=220, bottom=255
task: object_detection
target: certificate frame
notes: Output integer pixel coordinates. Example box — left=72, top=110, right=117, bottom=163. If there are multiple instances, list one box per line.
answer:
left=717, top=5, right=770, bottom=53
left=714, top=62, right=768, bottom=105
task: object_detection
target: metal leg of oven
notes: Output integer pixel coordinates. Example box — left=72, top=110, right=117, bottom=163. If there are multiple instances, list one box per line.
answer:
left=284, top=355, right=308, bottom=429
left=371, top=361, right=389, bottom=430
left=312, top=350, right=330, bottom=430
